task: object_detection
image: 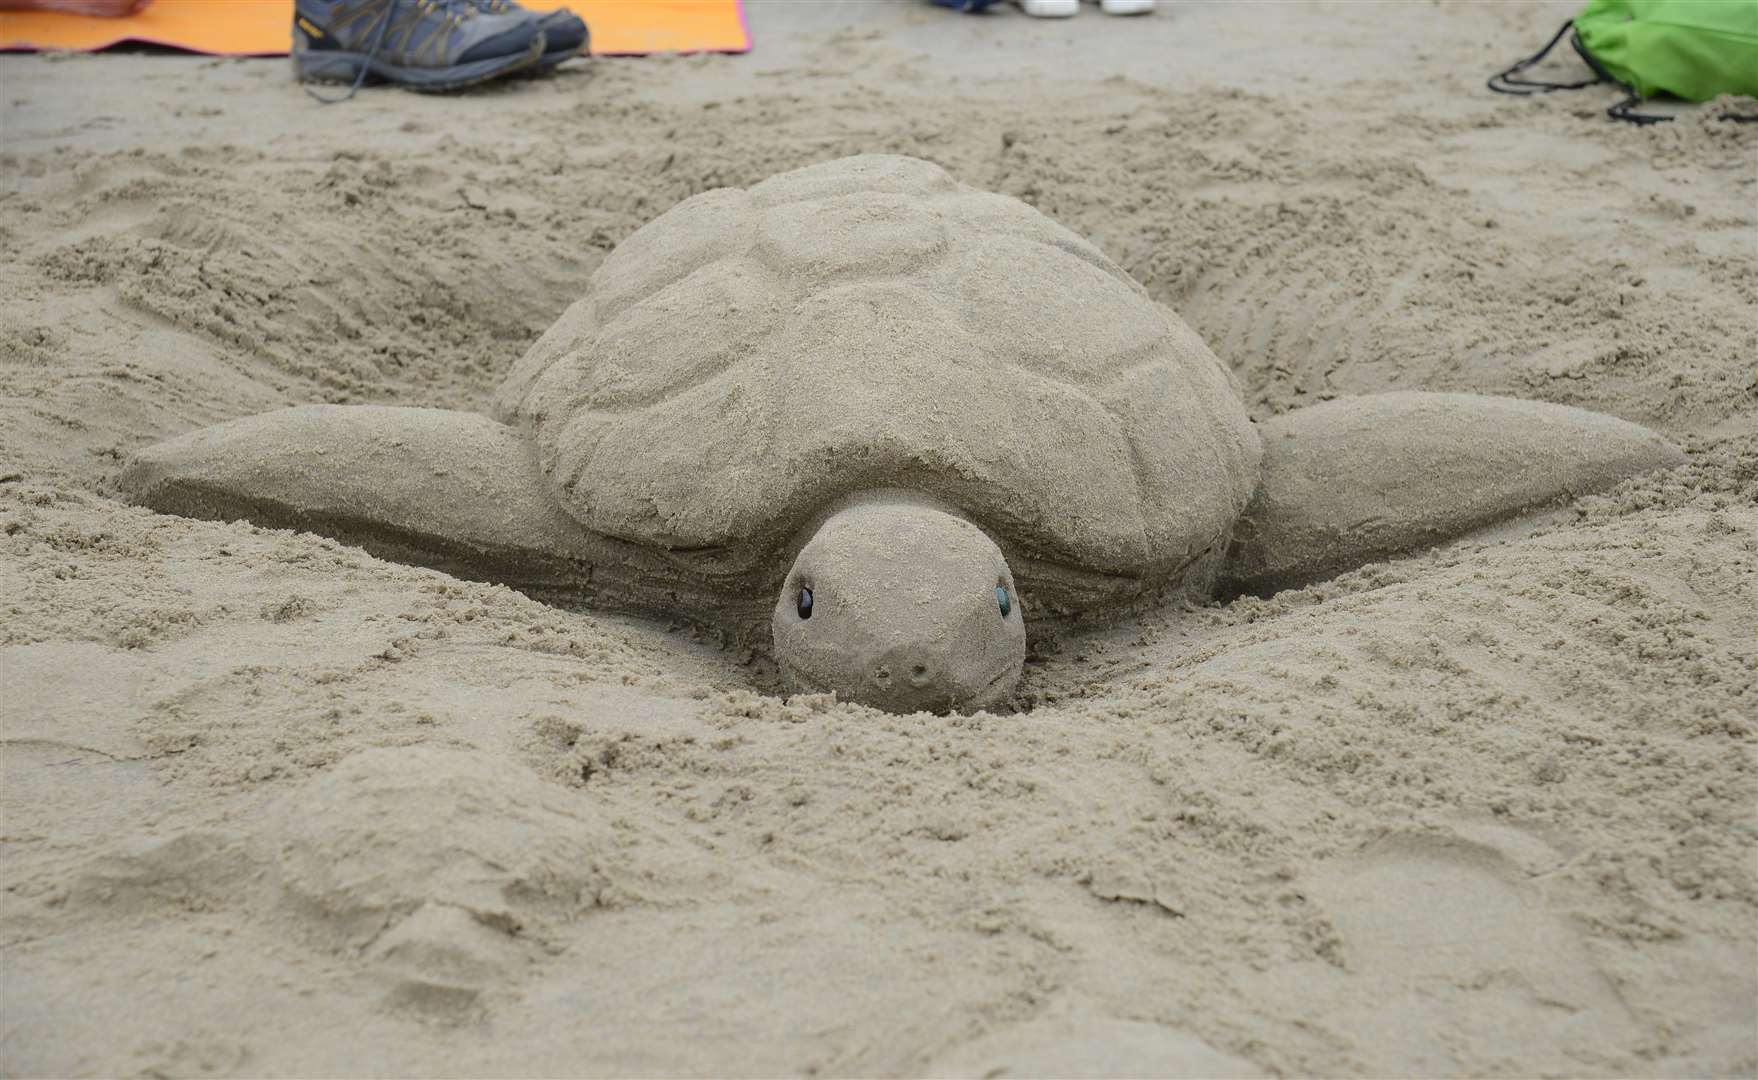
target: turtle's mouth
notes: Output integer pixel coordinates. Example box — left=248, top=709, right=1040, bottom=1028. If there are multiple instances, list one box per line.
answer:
left=966, top=665, right=1021, bottom=712
left=777, top=659, right=1019, bottom=714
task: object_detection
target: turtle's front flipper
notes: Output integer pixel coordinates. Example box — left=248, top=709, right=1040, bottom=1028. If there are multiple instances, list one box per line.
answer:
left=120, top=405, right=596, bottom=592
left=1220, top=392, right=1686, bottom=597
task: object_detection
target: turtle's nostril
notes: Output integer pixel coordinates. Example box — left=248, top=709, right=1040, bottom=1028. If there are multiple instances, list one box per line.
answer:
left=870, top=656, right=941, bottom=691
left=868, top=646, right=952, bottom=708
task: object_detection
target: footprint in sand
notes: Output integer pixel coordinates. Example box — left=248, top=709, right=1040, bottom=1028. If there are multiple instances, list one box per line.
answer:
left=925, top=1013, right=1261, bottom=1079
left=1298, top=829, right=1632, bottom=1074
left=0, top=642, right=165, bottom=843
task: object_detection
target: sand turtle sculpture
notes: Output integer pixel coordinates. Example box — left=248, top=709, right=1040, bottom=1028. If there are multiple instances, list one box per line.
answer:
left=121, top=154, right=1685, bottom=714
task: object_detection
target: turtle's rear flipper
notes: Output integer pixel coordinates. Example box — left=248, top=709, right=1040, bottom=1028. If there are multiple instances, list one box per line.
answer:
left=1219, top=392, right=1687, bottom=597
left=119, top=405, right=597, bottom=593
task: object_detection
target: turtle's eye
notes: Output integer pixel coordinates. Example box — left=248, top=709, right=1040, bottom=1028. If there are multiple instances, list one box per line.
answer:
left=797, top=586, right=813, bottom=620
left=996, top=585, right=1011, bottom=617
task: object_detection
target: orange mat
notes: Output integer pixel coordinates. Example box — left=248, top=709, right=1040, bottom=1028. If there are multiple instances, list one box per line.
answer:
left=0, top=0, right=750, bottom=56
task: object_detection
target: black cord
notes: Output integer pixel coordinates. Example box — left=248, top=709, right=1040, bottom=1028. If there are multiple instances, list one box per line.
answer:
left=1488, top=20, right=1604, bottom=96
left=1607, top=92, right=1671, bottom=125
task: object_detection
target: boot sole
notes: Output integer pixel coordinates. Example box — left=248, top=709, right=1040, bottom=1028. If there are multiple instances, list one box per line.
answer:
left=295, top=34, right=544, bottom=92
left=1017, top=0, right=1079, bottom=16
left=522, top=24, right=590, bottom=75
left=529, top=41, right=586, bottom=72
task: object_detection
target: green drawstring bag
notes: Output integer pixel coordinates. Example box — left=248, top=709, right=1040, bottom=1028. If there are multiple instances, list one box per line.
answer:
left=1490, top=0, right=1758, bottom=123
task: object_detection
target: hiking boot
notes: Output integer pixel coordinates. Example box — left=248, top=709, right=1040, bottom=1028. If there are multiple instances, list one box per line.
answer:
left=470, top=0, right=589, bottom=71
left=294, top=0, right=546, bottom=93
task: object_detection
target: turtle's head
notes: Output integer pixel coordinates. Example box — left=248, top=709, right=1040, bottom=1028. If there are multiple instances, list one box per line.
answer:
left=773, top=501, right=1026, bottom=714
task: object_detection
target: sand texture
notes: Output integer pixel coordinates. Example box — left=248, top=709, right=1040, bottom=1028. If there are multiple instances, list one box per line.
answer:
left=3, top=0, right=1756, bottom=1075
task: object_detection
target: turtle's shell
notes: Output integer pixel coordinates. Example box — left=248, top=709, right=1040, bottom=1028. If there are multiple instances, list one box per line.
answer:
left=494, top=155, right=1261, bottom=609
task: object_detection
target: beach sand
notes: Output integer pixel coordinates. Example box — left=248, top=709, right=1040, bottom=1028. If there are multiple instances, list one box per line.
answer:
left=2, top=1, right=1754, bottom=1075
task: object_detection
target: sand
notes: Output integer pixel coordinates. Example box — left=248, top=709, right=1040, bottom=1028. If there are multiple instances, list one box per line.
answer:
left=1, top=1, right=1755, bottom=1075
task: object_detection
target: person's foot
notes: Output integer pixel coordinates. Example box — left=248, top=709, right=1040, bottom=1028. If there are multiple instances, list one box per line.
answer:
left=1096, top=0, right=1154, bottom=12
left=293, top=0, right=545, bottom=94
left=470, top=0, right=588, bottom=71
left=0, top=0, right=151, bottom=15
left=1015, top=0, right=1078, bottom=16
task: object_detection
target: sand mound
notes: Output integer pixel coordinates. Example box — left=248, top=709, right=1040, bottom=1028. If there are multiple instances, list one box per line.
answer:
left=271, top=747, right=649, bottom=942
left=265, top=745, right=715, bottom=1019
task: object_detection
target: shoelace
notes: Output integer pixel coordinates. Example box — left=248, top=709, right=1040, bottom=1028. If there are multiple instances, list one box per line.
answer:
left=306, top=0, right=404, bottom=105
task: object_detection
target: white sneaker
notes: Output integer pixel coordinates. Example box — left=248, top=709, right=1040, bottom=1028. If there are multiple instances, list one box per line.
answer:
left=1017, top=0, right=1079, bottom=16
left=1098, top=0, right=1154, bottom=12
